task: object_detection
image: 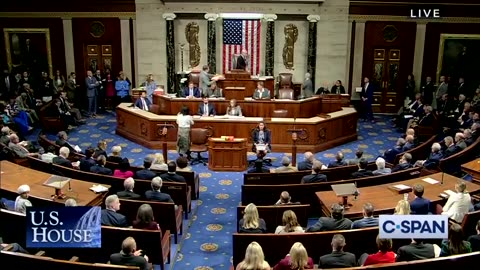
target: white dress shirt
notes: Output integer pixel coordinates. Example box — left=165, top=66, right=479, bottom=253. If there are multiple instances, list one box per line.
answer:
left=141, top=98, right=148, bottom=111
left=176, top=114, right=194, bottom=128
left=442, top=192, right=471, bottom=223
left=203, top=104, right=209, bottom=116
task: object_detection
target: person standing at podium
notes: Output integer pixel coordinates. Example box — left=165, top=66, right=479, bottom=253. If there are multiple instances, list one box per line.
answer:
left=252, top=122, right=271, bottom=153
left=226, top=99, right=242, bottom=116
left=198, top=97, right=216, bottom=116
left=176, top=106, right=194, bottom=159
left=253, top=82, right=271, bottom=100
left=182, top=82, right=201, bottom=98
left=235, top=49, right=249, bottom=71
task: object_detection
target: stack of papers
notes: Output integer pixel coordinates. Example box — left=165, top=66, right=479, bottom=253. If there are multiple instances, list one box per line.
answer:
left=90, top=185, right=109, bottom=193
left=444, top=190, right=456, bottom=197
left=422, top=178, right=439, bottom=184
left=393, top=184, right=411, bottom=190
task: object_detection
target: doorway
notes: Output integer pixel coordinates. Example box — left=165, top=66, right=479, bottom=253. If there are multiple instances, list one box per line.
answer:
left=370, top=48, right=401, bottom=113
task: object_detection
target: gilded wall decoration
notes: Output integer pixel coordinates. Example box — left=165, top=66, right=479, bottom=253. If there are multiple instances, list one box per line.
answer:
left=185, top=22, right=201, bottom=68
left=282, top=24, right=298, bottom=70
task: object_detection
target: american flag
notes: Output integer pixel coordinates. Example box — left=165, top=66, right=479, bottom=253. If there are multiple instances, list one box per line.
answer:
left=222, top=19, right=261, bottom=75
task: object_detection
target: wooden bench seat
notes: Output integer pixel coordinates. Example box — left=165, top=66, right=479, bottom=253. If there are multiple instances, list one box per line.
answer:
left=438, top=137, right=480, bottom=175
left=38, top=134, right=200, bottom=200
left=119, top=198, right=183, bottom=244
left=232, top=227, right=413, bottom=267
left=0, top=250, right=140, bottom=270
left=236, top=204, right=310, bottom=233
left=392, top=135, right=437, bottom=165
left=0, top=209, right=27, bottom=247
left=241, top=166, right=423, bottom=213
left=26, top=156, right=191, bottom=219
left=243, top=162, right=380, bottom=185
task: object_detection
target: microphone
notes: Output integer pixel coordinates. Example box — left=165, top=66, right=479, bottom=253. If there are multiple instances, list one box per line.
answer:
left=353, top=181, right=359, bottom=201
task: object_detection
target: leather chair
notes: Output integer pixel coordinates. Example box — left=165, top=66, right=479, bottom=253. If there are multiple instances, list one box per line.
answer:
left=278, top=88, right=294, bottom=100
left=272, top=109, right=288, bottom=118
left=190, top=128, right=210, bottom=165
left=278, top=73, right=293, bottom=89
left=188, top=71, right=201, bottom=88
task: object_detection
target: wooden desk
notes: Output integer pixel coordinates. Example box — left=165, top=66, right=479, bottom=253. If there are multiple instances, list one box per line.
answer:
left=0, top=161, right=109, bottom=206
left=216, top=76, right=274, bottom=99
left=462, top=158, right=480, bottom=184
left=154, top=95, right=334, bottom=118
left=116, top=103, right=358, bottom=152
left=208, top=138, right=247, bottom=171
left=316, top=173, right=480, bottom=219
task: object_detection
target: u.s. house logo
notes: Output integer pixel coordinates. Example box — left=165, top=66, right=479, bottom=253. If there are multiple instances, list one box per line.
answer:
left=26, top=206, right=101, bottom=248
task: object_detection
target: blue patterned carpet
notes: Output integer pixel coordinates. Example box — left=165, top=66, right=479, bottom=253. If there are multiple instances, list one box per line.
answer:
left=46, top=112, right=403, bottom=270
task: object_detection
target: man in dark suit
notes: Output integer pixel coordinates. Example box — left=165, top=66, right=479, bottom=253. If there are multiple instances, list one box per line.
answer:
left=307, top=203, right=352, bottom=232
left=1, top=69, right=16, bottom=100
left=297, top=152, right=315, bottom=171
left=391, top=153, right=413, bottom=172
left=417, top=106, right=434, bottom=127
left=417, top=142, right=443, bottom=169
left=56, top=131, right=79, bottom=153
left=410, top=184, right=431, bottom=215
left=90, top=155, right=113, bottom=175
left=85, top=70, right=99, bottom=117
left=145, top=177, right=174, bottom=203
left=396, top=239, right=438, bottom=262
left=382, top=138, right=406, bottom=164
left=135, top=157, right=157, bottom=180
left=420, top=76, right=435, bottom=106
left=301, top=161, right=327, bottom=183
left=52, top=147, right=73, bottom=168
left=79, top=147, right=96, bottom=172
left=361, top=77, right=374, bottom=122
left=351, top=158, right=373, bottom=178
left=318, top=234, right=357, bottom=268
left=197, top=96, right=216, bottom=116
left=328, top=152, right=347, bottom=168
left=101, top=195, right=129, bottom=227
left=182, top=82, right=201, bottom=98
left=160, top=162, right=186, bottom=183
left=443, top=136, right=460, bottom=158
left=117, top=178, right=141, bottom=199
left=351, top=203, right=378, bottom=229
left=235, top=49, right=248, bottom=70
left=134, top=91, right=152, bottom=111
left=403, top=135, right=415, bottom=151
left=110, top=237, right=149, bottom=270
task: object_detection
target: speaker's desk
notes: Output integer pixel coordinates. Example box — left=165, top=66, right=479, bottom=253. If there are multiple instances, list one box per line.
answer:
left=116, top=103, right=358, bottom=152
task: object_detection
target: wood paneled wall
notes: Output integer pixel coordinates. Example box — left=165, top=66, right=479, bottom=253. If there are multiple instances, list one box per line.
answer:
left=72, top=18, right=122, bottom=84
left=1, top=0, right=135, bottom=12
left=0, top=18, right=66, bottom=76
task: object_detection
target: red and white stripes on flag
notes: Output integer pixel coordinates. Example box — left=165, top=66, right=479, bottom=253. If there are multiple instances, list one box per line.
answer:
left=222, top=19, right=261, bottom=75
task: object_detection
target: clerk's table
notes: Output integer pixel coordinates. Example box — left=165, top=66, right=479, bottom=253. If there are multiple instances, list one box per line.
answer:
left=208, top=137, right=248, bottom=172
left=461, top=158, right=480, bottom=184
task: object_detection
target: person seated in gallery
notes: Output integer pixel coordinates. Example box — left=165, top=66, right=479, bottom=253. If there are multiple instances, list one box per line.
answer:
left=135, top=157, right=157, bottom=180
left=247, top=152, right=270, bottom=173
left=197, top=96, right=216, bottom=116
left=381, top=138, right=406, bottom=164
left=14, top=184, right=32, bottom=214
left=225, top=99, right=242, bottom=116
left=301, top=161, right=328, bottom=183
left=306, top=203, right=352, bottom=232
left=251, top=122, right=271, bottom=153
left=252, top=81, right=271, bottom=100
left=79, top=147, right=96, bottom=172
left=274, top=191, right=294, bottom=205
left=132, top=204, right=161, bottom=230
left=403, top=135, right=415, bottom=151
left=90, top=155, right=113, bottom=175
left=176, top=156, right=192, bottom=172
left=52, top=146, right=74, bottom=168
left=351, top=158, right=374, bottom=178
left=270, top=156, right=297, bottom=173
left=117, top=177, right=141, bottom=199
left=351, top=203, right=379, bottom=229
left=415, top=142, right=443, bottom=169
left=101, top=195, right=129, bottom=227
left=372, top=157, right=391, bottom=175
left=110, top=237, right=149, bottom=270
left=159, top=161, right=186, bottom=183
left=327, top=151, right=347, bottom=168
left=145, top=177, right=174, bottom=203
left=330, top=80, right=346, bottom=94
left=134, top=91, right=152, bottom=111
left=391, top=153, right=413, bottom=172
left=410, top=184, right=431, bottom=215
left=182, top=81, right=201, bottom=98
left=205, top=81, right=223, bottom=98
left=108, top=145, right=128, bottom=164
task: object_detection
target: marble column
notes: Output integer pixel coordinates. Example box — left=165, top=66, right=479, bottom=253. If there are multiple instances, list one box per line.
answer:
left=351, top=21, right=365, bottom=101
left=132, top=19, right=139, bottom=87
left=315, top=0, right=349, bottom=90
left=163, top=13, right=176, bottom=93
left=205, top=13, right=219, bottom=74
left=307, top=15, right=320, bottom=87
left=62, top=18, right=75, bottom=73
left=120, top=18, right=132, bottom=83
left=263, top=14, right=277, bottom=76
left=135, top=0, right=166, bottom=88
left=413, top=22, right=427, bottom=90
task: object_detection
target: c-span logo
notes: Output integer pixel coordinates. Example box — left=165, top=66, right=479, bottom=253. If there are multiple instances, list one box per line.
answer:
left=26, top=206, right=101, bottom=248
left=379, top=215, right=448, bottom=239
